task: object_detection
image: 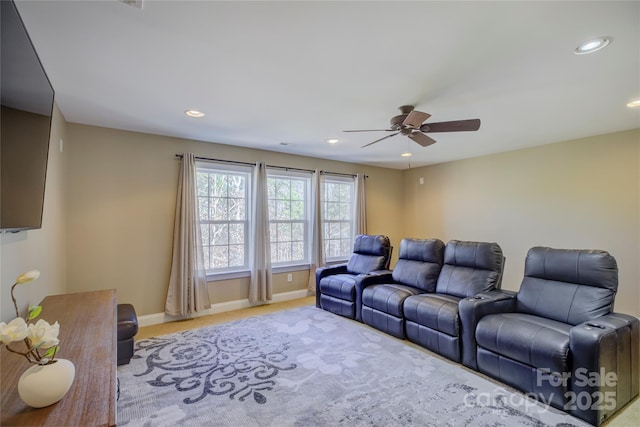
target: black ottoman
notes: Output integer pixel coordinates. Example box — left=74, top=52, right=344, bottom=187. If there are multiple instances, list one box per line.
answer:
left=117, top=303, right=138, bottom=365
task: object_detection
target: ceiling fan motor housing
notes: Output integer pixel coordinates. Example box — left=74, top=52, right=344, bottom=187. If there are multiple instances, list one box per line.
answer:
left=390, top=114, right=408, bottom=130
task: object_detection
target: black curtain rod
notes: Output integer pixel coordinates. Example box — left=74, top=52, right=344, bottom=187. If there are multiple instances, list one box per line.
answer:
left=266, top=164, right=314, bottom=174
left=175, top=155, right=310, bottom=172
left=175, top=154, right=364, bottom=178
left=175, top=154, right=255, bottom=167
left=320, top=170, right=365, bottom=178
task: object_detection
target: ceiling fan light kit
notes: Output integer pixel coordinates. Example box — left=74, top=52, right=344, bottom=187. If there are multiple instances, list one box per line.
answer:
left=345, top=105, right=481, bottom=148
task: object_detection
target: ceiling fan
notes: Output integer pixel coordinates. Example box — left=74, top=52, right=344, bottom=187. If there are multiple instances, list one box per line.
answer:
left=344, top=105, right=481, bottom=148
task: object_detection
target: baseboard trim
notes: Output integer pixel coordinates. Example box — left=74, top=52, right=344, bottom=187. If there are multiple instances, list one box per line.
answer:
left=138, top=289, right=311, bottom=327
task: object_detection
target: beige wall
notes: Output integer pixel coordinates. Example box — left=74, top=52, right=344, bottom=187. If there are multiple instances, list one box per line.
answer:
left=65, top=124, right=405, bottom=316
left=403, top=129, right=640, bottom=317
left=6, top=115, right=637, bottom=320
left=1, top=105, right=68, bottom=322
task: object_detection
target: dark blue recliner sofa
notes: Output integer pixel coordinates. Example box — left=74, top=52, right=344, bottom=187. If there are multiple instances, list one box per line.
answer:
left=360, top=238, right=445, bottom=338
left=462, top=247, right=639, bottom=426
left=404, top=240, right=504, bottom=363
left=316, top=234, right=392, bottom=321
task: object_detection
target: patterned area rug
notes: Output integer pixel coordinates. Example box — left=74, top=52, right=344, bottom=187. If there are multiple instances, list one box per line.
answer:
left=117, top=306, right=589, bottom=426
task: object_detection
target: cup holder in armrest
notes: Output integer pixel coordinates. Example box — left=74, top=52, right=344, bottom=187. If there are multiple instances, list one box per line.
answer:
left=585, top=322, right=606, bottom=329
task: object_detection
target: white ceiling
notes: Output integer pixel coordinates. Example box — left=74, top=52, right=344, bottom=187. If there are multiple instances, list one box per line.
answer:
left=15, top=0, right=640, bottom=169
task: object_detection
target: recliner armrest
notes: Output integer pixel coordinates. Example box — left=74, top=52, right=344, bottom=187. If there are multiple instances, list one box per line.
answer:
left=359, top=269, right=393, bottom=280
left=315, top=263, right=348, bottom=307
left=459, top=290, right=517, bottom=370
left=354, top=270, right=394, bottom=322
left=316, top=263, right=348, bottom=280
left=568, top=313, right=639, bottom=426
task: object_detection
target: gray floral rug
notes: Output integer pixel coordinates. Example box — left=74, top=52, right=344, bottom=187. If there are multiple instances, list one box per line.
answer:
left=117, top=306, right=589, bottom=426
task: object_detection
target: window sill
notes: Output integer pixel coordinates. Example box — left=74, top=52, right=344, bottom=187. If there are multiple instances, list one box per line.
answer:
left=206, top=264, right=311, bottom=282
left=272, top=264, right=310, bottom=274
left=206, top=270, right=250, bottom=281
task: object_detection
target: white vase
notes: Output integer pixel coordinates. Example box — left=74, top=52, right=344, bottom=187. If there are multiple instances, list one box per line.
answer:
left=17, top=358, right=75, bottom=408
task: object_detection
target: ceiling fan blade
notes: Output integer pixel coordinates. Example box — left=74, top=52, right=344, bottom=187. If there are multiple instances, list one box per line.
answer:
left=361, top=132, right=400, bottom=148
left=420, top=119, right=481, bottom=133
left=403, top=110, right=431, bottom=128
left=408, top=131, right=437, bottom=147
left=343, top=129, right=394, bottom=132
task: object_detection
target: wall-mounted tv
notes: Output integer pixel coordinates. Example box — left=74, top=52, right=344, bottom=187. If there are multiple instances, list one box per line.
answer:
left=1, top=0, right=55, bottom=232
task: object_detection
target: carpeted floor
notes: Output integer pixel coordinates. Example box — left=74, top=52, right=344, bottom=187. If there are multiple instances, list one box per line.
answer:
left=117, top=304, right=604, bottom=426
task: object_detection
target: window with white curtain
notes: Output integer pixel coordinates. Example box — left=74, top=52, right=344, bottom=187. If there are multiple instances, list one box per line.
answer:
left=196, top=162, right=252, bottom=274
left=267, top=170, right=311, bottom=267
left=321, top=175, right=356, bottom=262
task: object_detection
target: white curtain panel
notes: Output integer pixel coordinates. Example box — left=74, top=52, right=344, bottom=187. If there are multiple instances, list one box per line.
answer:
left=165, top=153, right=211, bottom=316
left=249, top=162, right=272, bottom=304
left=355, top=173, right=367, bottom=235
left=307, top=170, right=324, bottom=293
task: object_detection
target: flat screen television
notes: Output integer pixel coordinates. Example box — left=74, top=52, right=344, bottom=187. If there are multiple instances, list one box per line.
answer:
left=1, top=0, right=55, bottom=232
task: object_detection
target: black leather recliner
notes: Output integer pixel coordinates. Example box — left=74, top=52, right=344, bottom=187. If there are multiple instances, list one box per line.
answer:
left=360, top=238, right=445, bottom=338
left=462, top=247, right=639, bottom=426
left=117, top=303, right=138, bottom=366
left=403, top=240, right=504, bottom=363
left=316, top=234, right=391, bottom=320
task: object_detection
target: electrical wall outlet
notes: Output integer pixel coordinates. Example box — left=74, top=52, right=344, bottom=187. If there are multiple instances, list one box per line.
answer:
left=287, top=274, right=293, bottom=282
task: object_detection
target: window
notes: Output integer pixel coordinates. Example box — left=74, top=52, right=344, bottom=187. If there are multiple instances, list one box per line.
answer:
left=195, top=162, right=357, bottom=275
left=196, top=162, right=251, bottom=274
left=321, top=176, right=355, bottom=261
left=267, top=171, right=311, bottom=266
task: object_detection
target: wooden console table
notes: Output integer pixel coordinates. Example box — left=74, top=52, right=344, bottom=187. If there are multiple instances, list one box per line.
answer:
left=1, top=289, right=117, bottom=426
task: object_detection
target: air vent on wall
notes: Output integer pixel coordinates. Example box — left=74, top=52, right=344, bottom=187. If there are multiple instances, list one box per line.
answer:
left=118, top=0, right=144, bottom=10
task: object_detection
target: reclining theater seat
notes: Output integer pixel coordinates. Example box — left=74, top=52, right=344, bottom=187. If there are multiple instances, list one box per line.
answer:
left=403, top=240, right=504, bottom=363
left=117, top=303, right=139, bottom=366
left=469, top=247, right=639, bottom=426
left=361, top=238, right=445, bottom=338
left=315, top=234, right=391, bottom=320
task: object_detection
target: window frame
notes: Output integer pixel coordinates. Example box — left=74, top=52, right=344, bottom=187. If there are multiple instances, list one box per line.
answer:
left=195, top=161, right=253, bottom=278
left=321, top=175, right=356, bottom=263
left=266, top=168, right=312, bottom=269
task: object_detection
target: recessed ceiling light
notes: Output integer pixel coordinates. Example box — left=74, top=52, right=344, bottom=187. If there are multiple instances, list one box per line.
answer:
left=626, top=99, right=640, bottom=108
left=401, top=152, right=412, bottom=157
left=574, top=37, right=611, bottom=55
left=185, top=109, right=205, bottom=118
left=326, top=138, right=339, bottom=144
